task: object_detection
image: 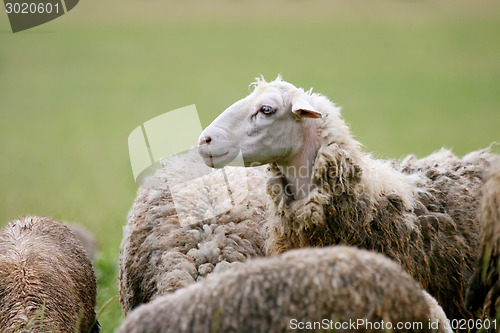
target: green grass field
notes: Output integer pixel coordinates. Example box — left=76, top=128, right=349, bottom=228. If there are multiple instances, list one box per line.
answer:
left=1, top=1, right=499, bottom=331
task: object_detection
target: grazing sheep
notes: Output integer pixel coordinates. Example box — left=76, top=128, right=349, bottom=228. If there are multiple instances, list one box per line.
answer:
left=119, top=149, right=269, bottom=314
left=465, top=159, right=500, bottom=323
left=198, top=76, right=498, bottom=319
left=0, top=216, right=99, bottom=333
left=118, top=246, right=452, bottom=333
left=68, top=224, right=99, bottom=261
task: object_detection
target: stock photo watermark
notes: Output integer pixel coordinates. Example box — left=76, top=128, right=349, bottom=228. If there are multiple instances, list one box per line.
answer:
left=289, top=318, right=498, bottom=331
left=128, top=105, right=249, bottom=225
left=3, top=0, right=79, bottom=32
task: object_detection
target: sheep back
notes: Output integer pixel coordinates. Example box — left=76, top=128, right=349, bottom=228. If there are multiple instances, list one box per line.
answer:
left=0, top=216, right=99, bottom=333
left=118, top=246, right=449, bottom=333
left=119, top=150, right=269, bottom=313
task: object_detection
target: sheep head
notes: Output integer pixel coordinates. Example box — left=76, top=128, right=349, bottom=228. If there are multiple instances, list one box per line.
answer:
left=198, top=76, right=324, bottom=169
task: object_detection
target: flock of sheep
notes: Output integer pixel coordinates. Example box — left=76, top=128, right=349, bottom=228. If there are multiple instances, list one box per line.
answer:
left=1, top=77, right=499, bottom=332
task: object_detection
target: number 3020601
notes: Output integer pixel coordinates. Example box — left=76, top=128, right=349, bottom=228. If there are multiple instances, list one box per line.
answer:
left=5, top=2, right=61, bottom=14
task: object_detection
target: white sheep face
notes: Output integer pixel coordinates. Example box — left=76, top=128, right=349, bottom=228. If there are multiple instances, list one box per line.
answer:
left=198, top=78, right=322, bottom=168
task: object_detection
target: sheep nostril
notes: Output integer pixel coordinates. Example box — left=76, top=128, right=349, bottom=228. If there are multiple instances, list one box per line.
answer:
left=199, top=136, right=212, bottom=146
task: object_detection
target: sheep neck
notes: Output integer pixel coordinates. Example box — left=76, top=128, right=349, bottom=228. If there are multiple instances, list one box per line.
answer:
left=276, top=130, right=322, bottom=200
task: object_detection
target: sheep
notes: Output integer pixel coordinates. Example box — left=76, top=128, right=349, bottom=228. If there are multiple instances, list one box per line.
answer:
left=197, top=76, right=498, bottom=320
left=465, top=159, right=500, bottom=324
left=0, top=216, right=99, bottom=333
left=119, top=148, right=270, bottom=314
left=118, top=246, right=452, bottom=333
left=68, top=224, right=99, bottom=261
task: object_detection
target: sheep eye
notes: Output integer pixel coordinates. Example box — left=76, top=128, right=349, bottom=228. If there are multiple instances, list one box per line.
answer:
left=260, top=105, right=276, bottom=115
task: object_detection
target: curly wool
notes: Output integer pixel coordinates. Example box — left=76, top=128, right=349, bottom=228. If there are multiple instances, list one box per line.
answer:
left=119, top=150, right=269, bottom=314
left=465, top=158, right=500, bottom=324
left=118, top=246, right=451, bottom=333
left=265, top=91, right=497, bottom=320
left=0, top=216, right=99, bottom=333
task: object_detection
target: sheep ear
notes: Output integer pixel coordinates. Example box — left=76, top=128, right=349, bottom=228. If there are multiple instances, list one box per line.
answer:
left=291, top=94, right=323, bottom=119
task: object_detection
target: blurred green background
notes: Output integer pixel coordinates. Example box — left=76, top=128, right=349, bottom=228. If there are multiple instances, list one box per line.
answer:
left=1, top=0, right=499, bottom=331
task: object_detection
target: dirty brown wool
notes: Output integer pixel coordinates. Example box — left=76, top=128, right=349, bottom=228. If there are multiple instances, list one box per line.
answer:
left=267, top=143, right=495, bottom=320
left=118, top=246, right=450, bottom=333
left=0, top=216, right=99, bottom=333
left=465, top=159, right=500, bottom=326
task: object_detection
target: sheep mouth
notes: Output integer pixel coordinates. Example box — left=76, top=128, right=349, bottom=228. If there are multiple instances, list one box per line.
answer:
left=198, top=144, right=240, bottom=168
left=202, top=152, right=231, bottom=168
